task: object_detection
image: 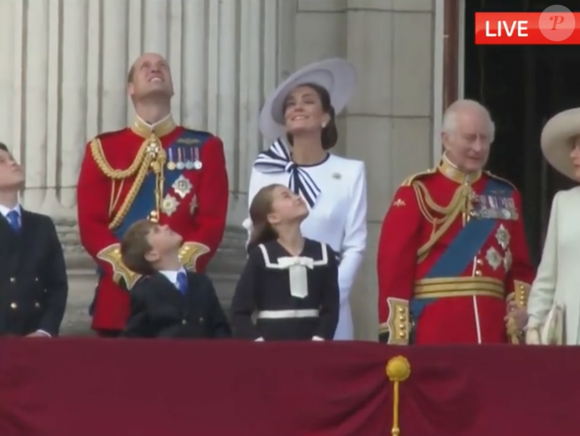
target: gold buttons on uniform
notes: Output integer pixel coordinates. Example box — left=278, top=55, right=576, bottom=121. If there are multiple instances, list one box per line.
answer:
left=475, top=270, right=482, bottom=276
left=182, top=319, right=187, bottom=325
left=199, top=317, right=204, bottom=323
left=10, top=303, right=17, bottom=309
left=10, top=277, right=15, bottom=283
left=35, top=302, right=40, bottom=308
left=476, top=258, right=483, bottom=265
left=35, top=277, right=39, bottom=282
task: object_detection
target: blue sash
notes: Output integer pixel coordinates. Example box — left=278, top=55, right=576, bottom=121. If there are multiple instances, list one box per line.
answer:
left=112, top=129, right=211, bottom=239
left=89, top=129, right=211, bottom=314
left=410, top=178, right=513, bottom=323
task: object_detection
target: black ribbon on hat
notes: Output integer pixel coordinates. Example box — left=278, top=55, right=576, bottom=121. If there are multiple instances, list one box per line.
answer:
left=253, top=138, right=321, bottom=208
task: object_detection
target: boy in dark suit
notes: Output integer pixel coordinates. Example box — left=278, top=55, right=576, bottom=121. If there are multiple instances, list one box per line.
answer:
left=120, top=219, right=231, bottom=338
left=0, top=142, right=68, bottom=337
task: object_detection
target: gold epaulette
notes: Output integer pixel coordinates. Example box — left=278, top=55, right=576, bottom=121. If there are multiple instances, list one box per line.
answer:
left=89, top=136, right=158, bottom=230
left=401, top=168, right=437, bottom=186
left=484, top=171, right=518, bottom=190
left=89, top=138, right=147, bottom=180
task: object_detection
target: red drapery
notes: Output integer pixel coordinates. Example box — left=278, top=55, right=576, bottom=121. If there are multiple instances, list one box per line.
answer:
left=0, top=338, right=576, bottom=436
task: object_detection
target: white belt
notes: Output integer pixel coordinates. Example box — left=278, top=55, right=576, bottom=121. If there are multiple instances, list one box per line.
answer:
left=257, top=309, right=319, bottom=319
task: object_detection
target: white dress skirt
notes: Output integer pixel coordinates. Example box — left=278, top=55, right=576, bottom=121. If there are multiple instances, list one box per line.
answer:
left=527, top=187, right=580, bottom=345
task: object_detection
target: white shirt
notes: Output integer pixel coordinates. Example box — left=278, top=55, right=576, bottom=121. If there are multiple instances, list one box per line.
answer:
left=0, top=203, right=21, bottom=225
left=159, top=267, right=187, bottom=288
left=245, top=153, right=368, bottom=340
left=1, top=203, right=50, bottom=337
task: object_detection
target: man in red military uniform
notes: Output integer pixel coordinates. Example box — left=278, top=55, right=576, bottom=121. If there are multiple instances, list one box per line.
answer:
left=377, top=99, right=535, bottom=345
left=77, top=53, right=229, bottom=337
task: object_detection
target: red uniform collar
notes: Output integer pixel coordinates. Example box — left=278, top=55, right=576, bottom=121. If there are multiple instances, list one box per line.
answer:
left=438, top=155, right=482, bottom=185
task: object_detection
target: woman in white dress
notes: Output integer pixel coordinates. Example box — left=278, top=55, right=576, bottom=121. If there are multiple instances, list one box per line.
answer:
left=243, top=58, right=367, bottom=340
left=526, top=108, right=580, bottom=345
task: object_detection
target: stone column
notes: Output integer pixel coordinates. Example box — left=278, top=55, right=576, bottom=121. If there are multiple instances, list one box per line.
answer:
left=344, top=0, right=436, bottom=340
left=0, top=0, right=284, bottom=334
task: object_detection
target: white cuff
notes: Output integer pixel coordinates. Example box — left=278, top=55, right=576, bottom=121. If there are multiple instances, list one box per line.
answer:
left=36, top=330, right=51, bottom=337
left=312, top=336, right=324, bottom=341
left=526, top=317, right=541, bottom=330
left=254, top=337, right=264, bottom=341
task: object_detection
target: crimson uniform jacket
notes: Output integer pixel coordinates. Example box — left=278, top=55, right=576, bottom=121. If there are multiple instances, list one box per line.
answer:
left=377, top=157, right=535, bottom=345
left=77, top=116, right=228, bottom=331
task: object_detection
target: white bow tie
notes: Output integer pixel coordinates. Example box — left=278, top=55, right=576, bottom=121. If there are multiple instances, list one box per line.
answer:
left=277, top=256, right=313, bottom=298
left=277, top=256, right=314, bottom=269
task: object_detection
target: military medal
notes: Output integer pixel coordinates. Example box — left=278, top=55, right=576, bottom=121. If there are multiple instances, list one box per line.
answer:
left=161, top=194, right=179, bottom=216
left=182, top=148, right=193, bottom=169
left=495, top=224, right=510, bottom=249
left=176, top=148, right=185, bottom=170
left=166, top=149, right=176, bottom=170
left=190, top=148, right=203, bottom=170
left=172, top=175, right=193, bottom=199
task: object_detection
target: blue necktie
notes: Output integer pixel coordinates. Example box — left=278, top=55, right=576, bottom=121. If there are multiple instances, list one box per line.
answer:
left=176, top=271, right=188, bottom=294
left=6, top=210, right=20, bottom=233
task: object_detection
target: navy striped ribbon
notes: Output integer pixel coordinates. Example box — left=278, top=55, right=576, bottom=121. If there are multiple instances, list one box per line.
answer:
left=253, top=138, right=321, bottom=208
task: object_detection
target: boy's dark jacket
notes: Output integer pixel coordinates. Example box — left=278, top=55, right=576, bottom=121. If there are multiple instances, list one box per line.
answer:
left=0, top=210, right=68, bottom=336
left=122, top=271, right=231, bottom=339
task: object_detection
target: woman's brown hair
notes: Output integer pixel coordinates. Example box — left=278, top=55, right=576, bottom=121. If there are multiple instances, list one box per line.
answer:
left=285, top=83, right=338, bottom=150
left=247, top=184, right=284, bottom=251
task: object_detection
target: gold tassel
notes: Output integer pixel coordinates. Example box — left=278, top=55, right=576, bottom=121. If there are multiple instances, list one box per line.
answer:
left=385, top=356, right=411, bottom=436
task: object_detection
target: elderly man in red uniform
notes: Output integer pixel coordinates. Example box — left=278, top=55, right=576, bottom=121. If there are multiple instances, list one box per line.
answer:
left=377, top=99, right=535, bottom=345
left=77, top=53, right=229, bottom=337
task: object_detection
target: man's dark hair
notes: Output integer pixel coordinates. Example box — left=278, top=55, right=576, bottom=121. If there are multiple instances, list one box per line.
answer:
left=0, top=142, right=8, bottom=153
left=120, top=220, right=157, bottom=275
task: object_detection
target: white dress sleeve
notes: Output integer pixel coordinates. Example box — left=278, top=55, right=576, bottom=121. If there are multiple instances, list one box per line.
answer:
left=337, top=161, right=367, bottom=304
left=526, top=191, right=560, bottom=329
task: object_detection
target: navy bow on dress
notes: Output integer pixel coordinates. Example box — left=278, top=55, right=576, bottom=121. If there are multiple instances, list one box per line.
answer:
left=253, top=139, right=321, bottom=208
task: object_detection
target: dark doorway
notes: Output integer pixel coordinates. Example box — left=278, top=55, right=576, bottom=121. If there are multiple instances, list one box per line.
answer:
left=463, top=0, right=580, bottom=264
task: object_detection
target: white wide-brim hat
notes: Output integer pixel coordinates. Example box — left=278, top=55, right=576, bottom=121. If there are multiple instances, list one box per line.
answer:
left=541, top=108, right=580, bottom=180
left=259, top=58, right=357, bottom=141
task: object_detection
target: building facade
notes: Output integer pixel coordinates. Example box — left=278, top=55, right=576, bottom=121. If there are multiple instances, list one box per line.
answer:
left=0, top=0, right=448, bottom=339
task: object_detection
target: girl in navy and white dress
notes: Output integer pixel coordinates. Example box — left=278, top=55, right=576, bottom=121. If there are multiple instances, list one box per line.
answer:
left=232, top=183, right=339, bottom=341
left=243, top=58, right=367, bottom=340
